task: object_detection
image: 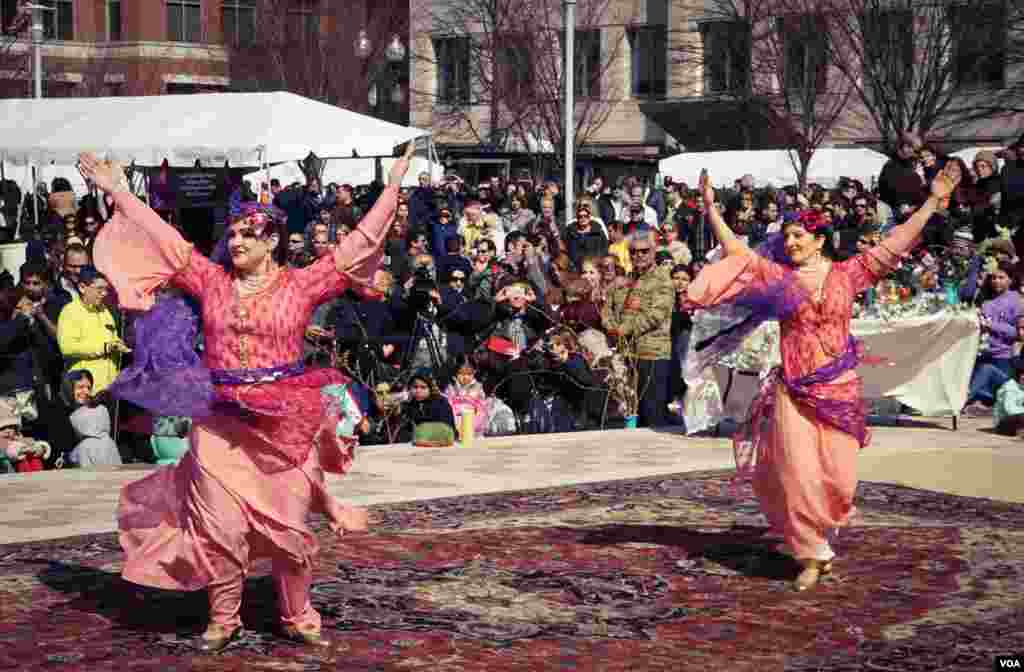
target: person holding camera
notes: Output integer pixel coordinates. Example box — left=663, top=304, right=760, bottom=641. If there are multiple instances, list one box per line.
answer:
left=56, top=266, right=128, bottom=394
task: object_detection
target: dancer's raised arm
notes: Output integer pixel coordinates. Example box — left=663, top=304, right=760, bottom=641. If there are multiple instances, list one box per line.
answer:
left=333, top=141, right=416, bottom=288
left=699, top=169, right=748, bottom=258
left=878, top=160, right=961, bottom=257
left=79, top=153, right=213, bottom=310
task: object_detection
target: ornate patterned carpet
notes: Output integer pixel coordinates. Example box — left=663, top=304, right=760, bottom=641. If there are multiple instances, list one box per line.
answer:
left=1, top=471, right=1022, bottom=671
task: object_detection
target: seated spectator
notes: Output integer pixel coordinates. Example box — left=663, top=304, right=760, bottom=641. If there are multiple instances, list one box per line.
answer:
left=994, top=360, right=1024, bottom=436
left=0, top=406, right=51, bottom=473
left=397, top=370, right=456, bottom=444
left=443, top=355, right=516, bottom=437
left=964, top=264, right=1023, bottom=415
left=62, top=369, right=122, bottom=468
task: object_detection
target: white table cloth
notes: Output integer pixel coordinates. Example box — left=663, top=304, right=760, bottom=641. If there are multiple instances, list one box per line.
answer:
left=683, top=309, right=980, bottom=432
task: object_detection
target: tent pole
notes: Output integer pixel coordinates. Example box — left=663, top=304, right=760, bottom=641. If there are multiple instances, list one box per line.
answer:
left=32, top=164, right=38, bottom=241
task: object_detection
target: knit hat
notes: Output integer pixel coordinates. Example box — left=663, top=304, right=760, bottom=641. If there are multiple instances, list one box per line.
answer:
left=974, top=150, right=998, bottom=168
left=0, top=398, right=19, bottom=430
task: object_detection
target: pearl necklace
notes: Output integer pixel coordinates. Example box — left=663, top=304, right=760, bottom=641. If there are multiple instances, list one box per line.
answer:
left=234, top=267, right=277, bottom=295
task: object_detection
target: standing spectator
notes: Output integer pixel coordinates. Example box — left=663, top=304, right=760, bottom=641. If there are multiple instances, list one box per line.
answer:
left=56, top=267, right=128, bottom=394
left=430, top=206, right=458, bottom=259
left=877, top=131, right=927, bottom=219
left=408, top=172, right=437, bottom=231
left=565, top=201, right=609, bottom=270
left=626, top=180, right=659, bottom=227
left=329, top=184, right=361, bottom=236
left=505, top=192, right=536, bottom=233
left=19, top=181, right=48, bottom=242
left=602, top=231, right=675, bottom=427
left=458, top=199, right=505, bottom=254
left=1001, top=136, right=1024, bottom=253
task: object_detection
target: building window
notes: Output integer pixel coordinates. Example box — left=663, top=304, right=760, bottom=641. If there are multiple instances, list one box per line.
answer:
left=285, top=0, right=318, bottom=43
left=167, top=0, right=202, bottom=43
left=629, top=26, right=667, bottom=99
left=861, top=10, right=913, bottom=83
left=496, top=36, right=532, bottom=102
left=949, top=3, right=1006, bottom=88
left=701, top=20, right=750, bottom=95
left=107, top=1, right=121, bottom=41
left=222, top=0, right=255, bottom=47
left=435, top=36, right=471, bottom=105
left=782, top=15, right=828, bottom=93
left=574, top=29, right=601, bottom=98
left=41, top=0, right=73, bottom=41
left=2, top=0, right=21, bottom=34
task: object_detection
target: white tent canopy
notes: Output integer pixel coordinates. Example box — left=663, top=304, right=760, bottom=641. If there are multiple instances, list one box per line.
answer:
left=243, top=156, right=445, bottom=190
left=0, top=91, right=430, bottom=167
left=658, top=148, right=890, bottom=188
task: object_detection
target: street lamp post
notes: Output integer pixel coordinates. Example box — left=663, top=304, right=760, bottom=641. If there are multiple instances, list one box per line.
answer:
left=24, top=3, right=53, bottom=99
left=355, top=31, right=406, bottom=181
left=563, top=0, right=576, bottom=228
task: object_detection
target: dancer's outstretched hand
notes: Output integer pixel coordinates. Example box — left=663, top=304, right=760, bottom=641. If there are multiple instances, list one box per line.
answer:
left=931, top=160, right=962, bottom=200
left=78, top=153, right=126, bottom=194
left=699, top=169, right=714, bottom=205
left=388, top=140, right=417, bottom=188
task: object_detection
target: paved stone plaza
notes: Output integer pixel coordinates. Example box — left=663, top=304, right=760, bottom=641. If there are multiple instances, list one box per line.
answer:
left=3, top=417, right=1020, bottom=546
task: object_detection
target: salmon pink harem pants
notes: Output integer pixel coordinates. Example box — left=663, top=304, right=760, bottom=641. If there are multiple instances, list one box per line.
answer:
left=118, top=416, right=337, bottom=630
left=754, top=383, right=859, bottom=561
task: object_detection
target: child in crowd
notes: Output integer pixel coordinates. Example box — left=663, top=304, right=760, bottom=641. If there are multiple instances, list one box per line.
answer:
left=994, top=360, right=1024, bottom=436
left=443, top=356, right=516, bottom=437
left=0, top=407, right=52, bottom=473
left=63, top=370, right=122, bottom=468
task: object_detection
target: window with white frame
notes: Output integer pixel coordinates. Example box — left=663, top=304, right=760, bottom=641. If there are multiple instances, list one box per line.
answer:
left=222, top=0, right=255, bottom=47
left=629, top=26, right=667, bottom=98
left=41, top=0, right=73, bottom=41
left=167, top=0, right=202, bottom=43
left=701, top=20, right=750, bottom=95
left=435, top=36, right=471, bottom=105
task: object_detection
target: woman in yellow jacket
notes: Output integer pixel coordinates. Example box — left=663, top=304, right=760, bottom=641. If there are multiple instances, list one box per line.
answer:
left=57, top=266, right=130, bottom=392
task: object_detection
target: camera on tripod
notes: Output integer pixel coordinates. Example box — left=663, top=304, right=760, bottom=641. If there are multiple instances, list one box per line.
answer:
left=408, top=265, right=439, bottom=314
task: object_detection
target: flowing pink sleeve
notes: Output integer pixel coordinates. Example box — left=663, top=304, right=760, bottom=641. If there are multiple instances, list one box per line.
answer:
left=685, top=249, right=784, bottom=310
left=290, top=185, right=398, bottom=305
left=335, top=185, right=399, bottom=291
left=93, top=191, right=223, bottom=310
left=841, top=223, right=921, bottom=295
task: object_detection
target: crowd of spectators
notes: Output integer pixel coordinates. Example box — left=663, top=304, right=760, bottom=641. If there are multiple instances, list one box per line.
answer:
left=3, top=132, right=1024, bottom=472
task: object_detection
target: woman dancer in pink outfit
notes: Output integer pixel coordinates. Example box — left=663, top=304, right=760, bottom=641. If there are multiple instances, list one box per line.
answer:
left=78, top=143, right=416, bottom=650
left=686, top=162, right=960, bottom=591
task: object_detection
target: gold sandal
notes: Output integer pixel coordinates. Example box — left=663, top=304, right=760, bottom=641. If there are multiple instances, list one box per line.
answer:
left=794, top=559, right=826, bottom=592
left=196, top=624, right=243, bottom=653
left=281, top=623, right=329, bottom=647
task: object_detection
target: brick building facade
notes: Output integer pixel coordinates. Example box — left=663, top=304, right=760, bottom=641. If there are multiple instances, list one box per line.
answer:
left=0, top=1, right=409, bottom=125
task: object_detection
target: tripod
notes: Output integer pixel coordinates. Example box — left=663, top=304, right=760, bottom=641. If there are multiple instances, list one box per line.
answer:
left=400, top=309, right=447, bottom=377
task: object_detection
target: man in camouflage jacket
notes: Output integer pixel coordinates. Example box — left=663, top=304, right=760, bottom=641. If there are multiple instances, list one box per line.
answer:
left=602, top=231, right=675, bottom=426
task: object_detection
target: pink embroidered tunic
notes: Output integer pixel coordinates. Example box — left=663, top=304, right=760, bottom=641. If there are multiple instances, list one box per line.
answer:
left=93, top=187, right=397, bottom=597
left=686, top=225, right=919, bottom=560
